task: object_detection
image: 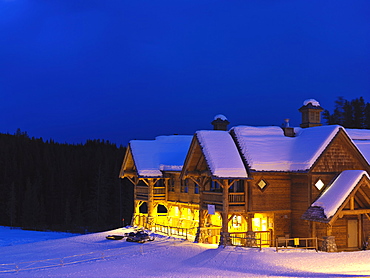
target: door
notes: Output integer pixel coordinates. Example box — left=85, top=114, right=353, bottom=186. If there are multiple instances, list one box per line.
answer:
left=348, top=219, right=358, bottom=248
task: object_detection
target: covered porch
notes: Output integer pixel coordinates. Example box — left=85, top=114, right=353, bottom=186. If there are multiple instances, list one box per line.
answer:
left=302, top=170, right=370, bottom=251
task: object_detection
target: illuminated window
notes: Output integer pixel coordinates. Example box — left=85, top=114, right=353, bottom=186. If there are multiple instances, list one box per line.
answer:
left=173, top=206, right=179, bottom=217
left=232, top=215, right=242, bottom=227
left=257, top=179, right=268, bottom=191
left=315, top=179, right=325, bottom=190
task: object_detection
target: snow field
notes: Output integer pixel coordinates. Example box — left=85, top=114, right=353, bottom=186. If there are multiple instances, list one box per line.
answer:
left=1, top=227, right=370, bottom=277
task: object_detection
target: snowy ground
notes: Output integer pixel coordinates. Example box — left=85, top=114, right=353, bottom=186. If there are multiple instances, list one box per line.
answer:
left=1, top=227, right=370, bottom=277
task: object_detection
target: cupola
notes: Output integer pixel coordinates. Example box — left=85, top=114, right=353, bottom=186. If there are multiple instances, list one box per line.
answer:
left=211, top=114, right=230, bottom=131
left=298, top=99, right=324, bottom=128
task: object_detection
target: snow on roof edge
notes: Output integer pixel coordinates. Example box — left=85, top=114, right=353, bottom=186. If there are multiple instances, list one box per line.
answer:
left=312, top=170, right=370, bottom=219
left=196, top=130, right=248, bottom=179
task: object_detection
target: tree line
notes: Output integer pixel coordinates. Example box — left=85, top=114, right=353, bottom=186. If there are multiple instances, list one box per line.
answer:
left=0, top=130, right=133, bottom=233
left=323, top=96, right=370, bottom=128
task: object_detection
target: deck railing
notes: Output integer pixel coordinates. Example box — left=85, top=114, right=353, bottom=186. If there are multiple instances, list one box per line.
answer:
left=135, top=186, right=166, bottom=200
left=136, top=186, right=148, bottom=200
left=153, top=223, right=197, bottom=240
left=153, top=187, right=166, bottom=200
left=275, top=237, right=318, bottom=252
left=203, top=192, right=246, bottom=205
left=228, top=192, right=245, bottom=204
left=203, top=192, right=223, bottom=204
left=228, top=230, right=272, bottom=249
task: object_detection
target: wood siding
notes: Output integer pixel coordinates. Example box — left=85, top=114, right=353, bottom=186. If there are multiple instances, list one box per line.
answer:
left=312, top=131, right=369, bottom=173
left=250, top=174, right=291, bottom=212
left=290, top=175, right=310, bottom=237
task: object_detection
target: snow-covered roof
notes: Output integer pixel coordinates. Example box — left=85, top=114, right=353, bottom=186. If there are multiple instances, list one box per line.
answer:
left=196, top=130, right=248, bottom=178
left=346, top=128, right=370, bottom=165
left=311, top=170, right=370, bottom=219
left=213, top=114, right=228, bottom=121
left=303, top=99, right=320, bottom=107
left=129, top=135, right=193, bottom=177
left=231, top=125, right=341, bottom=171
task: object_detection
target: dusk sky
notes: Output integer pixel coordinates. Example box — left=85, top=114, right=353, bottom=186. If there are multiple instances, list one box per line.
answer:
left=1, top=0, right=369, bottom=145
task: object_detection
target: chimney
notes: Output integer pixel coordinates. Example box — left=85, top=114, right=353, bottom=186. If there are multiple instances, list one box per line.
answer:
left=281, top=119, right=295, bottom=137
left=298, top=99, right=324, bottom=128
left=211, top=114, right=230, bottom=131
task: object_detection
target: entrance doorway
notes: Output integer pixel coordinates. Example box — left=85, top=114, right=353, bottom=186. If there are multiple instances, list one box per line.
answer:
left=347, top=219, right=358, bottom=248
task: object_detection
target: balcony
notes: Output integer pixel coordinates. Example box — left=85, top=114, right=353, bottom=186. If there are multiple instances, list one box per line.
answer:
left=136, top=186, right=149, bottom=200
left=203, top=192, right=245, bottom=206
left=136, top=186, right=166, bottom=201
left=153, top=187, right=166, bottom=200
left=229, top=192, right=245, bottom=205
left=203, top=192, right=223, bottom=204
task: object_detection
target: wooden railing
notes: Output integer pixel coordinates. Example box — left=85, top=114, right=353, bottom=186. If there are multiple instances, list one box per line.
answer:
left=136, top=186, right=148, bottom=200
left=275, top=237, right=318, bottom=252
left=153, top=187, right=166, bottom=200
left=229, top=192, right=245, bottom=204
left=135, top=186, right=166, bottom=200
left=153, top=224, right=197, bottom=240
left=203, top=192, right=223, bottom=204
left=228, top=230, right=272, bottom=249
left=198, top=227, right=222, bottom=244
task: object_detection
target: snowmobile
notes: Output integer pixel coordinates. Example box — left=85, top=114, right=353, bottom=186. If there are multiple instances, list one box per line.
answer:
left=106, top=235, right=125, bottom=240
left=125, top=230, right=155, bottom=243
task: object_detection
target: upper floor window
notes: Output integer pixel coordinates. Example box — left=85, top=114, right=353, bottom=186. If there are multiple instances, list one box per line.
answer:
left=194, top=183, right=199, bottom=194
left=315, top=179, right=325, bottom=191
left=229, top=180, right=244, bottom=192
left=210, top=180, right=221, bottom=192
left=169, top=178, right=175, bottom=192
left=181, top=179, right=189, bottom=193
left=256, top=179, right=268, bottom=192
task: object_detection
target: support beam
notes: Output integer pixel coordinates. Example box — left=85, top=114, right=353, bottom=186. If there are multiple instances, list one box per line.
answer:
left=340, top=209, right=370, bottom=216
left=350, top=196, right=355, bottom=210
left=358, top=187, right=370, bottom=206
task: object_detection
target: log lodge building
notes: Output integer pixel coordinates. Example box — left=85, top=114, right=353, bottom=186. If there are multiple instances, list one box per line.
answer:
left=119, top=99, right=370, bottom=251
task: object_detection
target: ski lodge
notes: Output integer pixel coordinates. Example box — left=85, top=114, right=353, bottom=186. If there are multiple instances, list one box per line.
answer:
left=119, top=99, right=370, bottom=251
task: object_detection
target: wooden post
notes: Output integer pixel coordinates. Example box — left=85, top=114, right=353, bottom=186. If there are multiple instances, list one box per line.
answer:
left=193, top=177, right=207, bottom=243
left=327, top=224, right=332, bottom=236
left=247, top=213, right=254, bottom=232
left=147, top=179, right=155, bottom=227
left=220, top=179, right=231, bottom=246
left=312, top=221, right=317, bottom=238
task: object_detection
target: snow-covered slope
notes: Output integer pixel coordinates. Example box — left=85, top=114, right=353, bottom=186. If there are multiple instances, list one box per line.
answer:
left=1, top=227, right=370, bottom=277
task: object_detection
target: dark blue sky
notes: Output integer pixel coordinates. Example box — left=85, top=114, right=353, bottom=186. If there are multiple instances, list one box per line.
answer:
left=1, top=0, right=369, bottom=145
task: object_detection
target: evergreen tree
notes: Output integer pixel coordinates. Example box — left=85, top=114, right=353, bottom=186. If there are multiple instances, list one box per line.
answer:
left=323, top=97, right=369, bottom=128
left=0, top=131, right=127, bottom=233
left=6, top=182, right=17, bottom=228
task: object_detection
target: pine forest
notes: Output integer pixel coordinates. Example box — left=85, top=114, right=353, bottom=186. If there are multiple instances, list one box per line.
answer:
left=0, top=131, right=133, bottom=233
